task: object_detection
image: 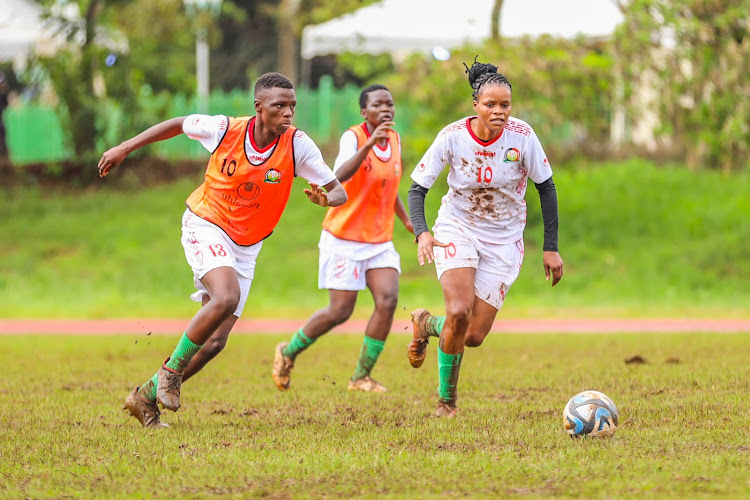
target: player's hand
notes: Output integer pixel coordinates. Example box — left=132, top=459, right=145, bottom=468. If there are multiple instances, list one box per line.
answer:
left=367, top=121, right=395, bottom=146
left=304, top=183, right=330, bottom=207
left=543, top=251, right=564, bottom=287
left=98, top=144, right=129, bottom=178
left=416, top=231, right=448, bottom=267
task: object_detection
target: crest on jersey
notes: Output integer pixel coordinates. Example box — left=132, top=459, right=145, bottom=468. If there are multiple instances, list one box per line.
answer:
left=264, top=168, right=281, bottom=183
left=503, top=148, right=520, bottom=163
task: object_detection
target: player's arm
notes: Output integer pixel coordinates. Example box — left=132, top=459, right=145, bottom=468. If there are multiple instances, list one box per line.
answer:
left=335, top=122, right=394, bottom=183
left=408, top=182, right=447, bottom=266
left=395, top=195, right=414, bottom=233
left=534, top=176, right=563, bottom=286
left=98, top=117, right=186, bottom=177
left=305, top=179, right=347, bottom=207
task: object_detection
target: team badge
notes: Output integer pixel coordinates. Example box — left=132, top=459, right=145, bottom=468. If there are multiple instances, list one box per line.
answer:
left=264, top=168, right=281, bottom=183
left=503, top=148, right=520, bottom=163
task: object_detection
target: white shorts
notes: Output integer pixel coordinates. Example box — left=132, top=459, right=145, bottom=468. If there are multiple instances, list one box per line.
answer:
left=180, top=209, right=261, bottom=317
left=432, top=221, right=524, bottom=310
left=318, top=246, right=401, bottom=291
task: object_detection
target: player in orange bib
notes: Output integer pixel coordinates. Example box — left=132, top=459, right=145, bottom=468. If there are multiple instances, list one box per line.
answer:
left=272, top=84, right=413, bottom=393
left=97, top=73, right=347, bottom=428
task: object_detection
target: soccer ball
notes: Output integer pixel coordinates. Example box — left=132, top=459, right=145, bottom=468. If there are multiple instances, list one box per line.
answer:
left=563, top=390, right=619, bottom=438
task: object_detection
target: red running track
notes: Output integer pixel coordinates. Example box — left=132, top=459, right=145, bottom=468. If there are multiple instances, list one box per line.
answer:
left=1, top=318, right=749, bottom=335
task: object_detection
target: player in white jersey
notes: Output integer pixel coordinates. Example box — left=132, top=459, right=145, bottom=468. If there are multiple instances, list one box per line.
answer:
left=406, top=59, right=564, bottom=417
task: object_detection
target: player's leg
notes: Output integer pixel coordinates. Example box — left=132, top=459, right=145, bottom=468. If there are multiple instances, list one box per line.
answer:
left=182, top=242, right=258, bottom=383
left=273, top=289, right=357, bottom=391
left=274, top=250, right=363, bottom=391
left=464, top=239, right=524, bottom=347
left=181, top=295, right=238, bottom=383
left=435, top=267, right=476, bottom=417
left=349, top=266, right=399, bottom=392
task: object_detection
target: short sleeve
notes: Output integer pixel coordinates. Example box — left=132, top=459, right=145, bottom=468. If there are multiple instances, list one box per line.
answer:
left=411, top=131, right=449, bottom=189
left=524, top=128, right=553, bottom=184
left=182, top=114, right=228, bottom=153
left=333, top=130, right=359, bottom=172
left=293, top=130, right=336, bottom=186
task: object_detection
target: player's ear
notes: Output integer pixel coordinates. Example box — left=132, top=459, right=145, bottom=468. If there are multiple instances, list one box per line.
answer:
left=254, top=99, right=262, bottom=114
left=472, top=99, right=479, bottom=113
left=360, top=108, right=367, bottom=118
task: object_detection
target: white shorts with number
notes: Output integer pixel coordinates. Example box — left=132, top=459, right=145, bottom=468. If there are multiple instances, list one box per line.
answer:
left=432, top=220, right=524, bottom=310
left=180, top=209, right=261, bottom=317
left=318, top=238, right=401, bottom=292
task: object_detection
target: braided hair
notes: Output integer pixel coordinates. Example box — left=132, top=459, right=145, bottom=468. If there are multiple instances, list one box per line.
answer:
left=463, top=56, right=511, bottom=100
left=359, top=84, right=390, bottom=109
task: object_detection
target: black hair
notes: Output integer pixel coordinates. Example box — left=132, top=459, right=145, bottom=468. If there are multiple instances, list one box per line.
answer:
left=463, top=56, right=511, bottom=100
left=254, top=72, right=294, bottom=98
left=359, top=84, right=390, bottom=109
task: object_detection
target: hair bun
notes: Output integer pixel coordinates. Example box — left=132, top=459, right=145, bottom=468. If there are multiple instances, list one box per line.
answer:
left=464, top=56, right=498, bottom=88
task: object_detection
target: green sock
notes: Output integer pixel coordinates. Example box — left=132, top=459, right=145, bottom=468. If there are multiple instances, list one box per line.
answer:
left=352, top=336, right=385, bottom=381
left=427, top=315, right=446, bottom=337
left=437, top=345, right=463, bottom=404
left=165, top=332, right=203, bottom=373
left=137, top=373, right=159, bottom=402
left=282, top=329, right=316, bottom=360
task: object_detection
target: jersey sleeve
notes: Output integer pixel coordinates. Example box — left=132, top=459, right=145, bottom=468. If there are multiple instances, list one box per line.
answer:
left=293, top=130, right=337, bottom=186
left=182, top=114, right=228, bottom=153
left=332, top=130, right=359, bottom=172
left=410, top=130, right=449, bottom=189
left=525, top=128, right=553, bottom=184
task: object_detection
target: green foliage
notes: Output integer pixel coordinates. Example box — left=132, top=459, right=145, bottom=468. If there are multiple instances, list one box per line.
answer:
left=383, top=37, right=614, bottom=160
left=615, top=0, right=749, bottom=171
left=1, top=333, right=749, bottom=497
left=0, top=160, right=747, bottom=318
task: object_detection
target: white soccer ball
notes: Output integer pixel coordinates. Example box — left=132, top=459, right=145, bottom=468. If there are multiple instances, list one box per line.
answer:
left=563, top=390, right=619, bottom=438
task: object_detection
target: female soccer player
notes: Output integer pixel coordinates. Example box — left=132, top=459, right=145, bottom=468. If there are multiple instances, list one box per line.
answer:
left=98, top=73, right=347, bottom=428
left=406, top=59, right=564, bottom=417
left=272, top=84, right=413, bottom=393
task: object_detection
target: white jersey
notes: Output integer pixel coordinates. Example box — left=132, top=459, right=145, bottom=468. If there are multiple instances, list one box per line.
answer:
left=333, top=129, right=400, bottom=171
left=411, top=116, right=552, bottom=244
left=183, top=114, right=336, bottom=187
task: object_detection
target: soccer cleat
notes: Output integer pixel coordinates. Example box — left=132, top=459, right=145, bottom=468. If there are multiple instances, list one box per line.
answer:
left=348, top=376, right=387, bottom=393
left=156, top=358, right=183, bottom=411
left=407, top=308, right=432, bottom=368
left=435, top=401, right=458, bottom=418
left=124, top=388, right=169, bottom=428
left=272, top=341, right=294, bottom=391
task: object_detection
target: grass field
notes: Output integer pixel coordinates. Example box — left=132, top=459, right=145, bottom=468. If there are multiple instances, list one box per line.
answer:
left=1, top=159, right=749, bottom=319
left=2, top=332, right=748, bottom=498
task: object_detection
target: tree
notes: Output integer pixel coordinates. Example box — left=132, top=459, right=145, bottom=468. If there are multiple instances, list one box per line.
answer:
left=616, top=0, right=749, bottom=171
left=491, top=0, right=504, bottom=41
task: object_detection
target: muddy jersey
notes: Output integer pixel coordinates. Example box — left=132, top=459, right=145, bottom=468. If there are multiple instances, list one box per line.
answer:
left=411, top=116, right=552, bottom=244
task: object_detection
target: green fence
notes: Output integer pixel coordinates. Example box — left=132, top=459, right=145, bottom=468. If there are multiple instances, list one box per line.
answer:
left=5, top=77, right=393, bottom=165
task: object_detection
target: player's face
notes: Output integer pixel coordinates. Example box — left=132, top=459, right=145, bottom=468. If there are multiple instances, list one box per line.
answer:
left=361, top=89, right=395, bottom=127
left=255, top=87, right=297, bottom=135
left=473, top=84, right=512, bottom=133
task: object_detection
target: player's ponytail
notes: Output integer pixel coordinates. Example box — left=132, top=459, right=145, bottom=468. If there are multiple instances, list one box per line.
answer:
left=463, top=56, right=512, bottom=100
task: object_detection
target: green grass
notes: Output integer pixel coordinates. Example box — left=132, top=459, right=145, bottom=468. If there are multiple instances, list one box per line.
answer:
left=1, top=159, right=748, bottom=318
left=1, top=332, right=748, bottom=498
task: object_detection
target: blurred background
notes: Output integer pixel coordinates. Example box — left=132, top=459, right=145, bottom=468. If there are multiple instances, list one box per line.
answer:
left=0, top=0, right=747, bottom=320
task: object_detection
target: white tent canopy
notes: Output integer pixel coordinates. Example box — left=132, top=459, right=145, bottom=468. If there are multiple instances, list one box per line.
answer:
left=302, top=0, right=624, bottom=60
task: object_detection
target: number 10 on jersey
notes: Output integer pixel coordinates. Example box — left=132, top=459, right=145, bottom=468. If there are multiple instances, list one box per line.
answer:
left=477, top=166, right=493, bottom=183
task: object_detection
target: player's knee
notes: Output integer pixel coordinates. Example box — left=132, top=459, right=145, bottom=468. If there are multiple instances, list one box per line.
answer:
left=374, top=291, right=399, bottom=314
left=464, top=333, right=485, bottom=348
left=204, top=334, right=228, bottom=356
left=327, top=302, right=354, bottom=325
left=211, top=291, right=240, bottom=317
left=445, top=303, right=472, bottom=330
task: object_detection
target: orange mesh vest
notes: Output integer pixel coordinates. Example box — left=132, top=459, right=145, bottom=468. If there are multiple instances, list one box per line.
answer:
left=186, top=117, right=296, bottom=246
left=322, top=123, right=402, bottom=243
